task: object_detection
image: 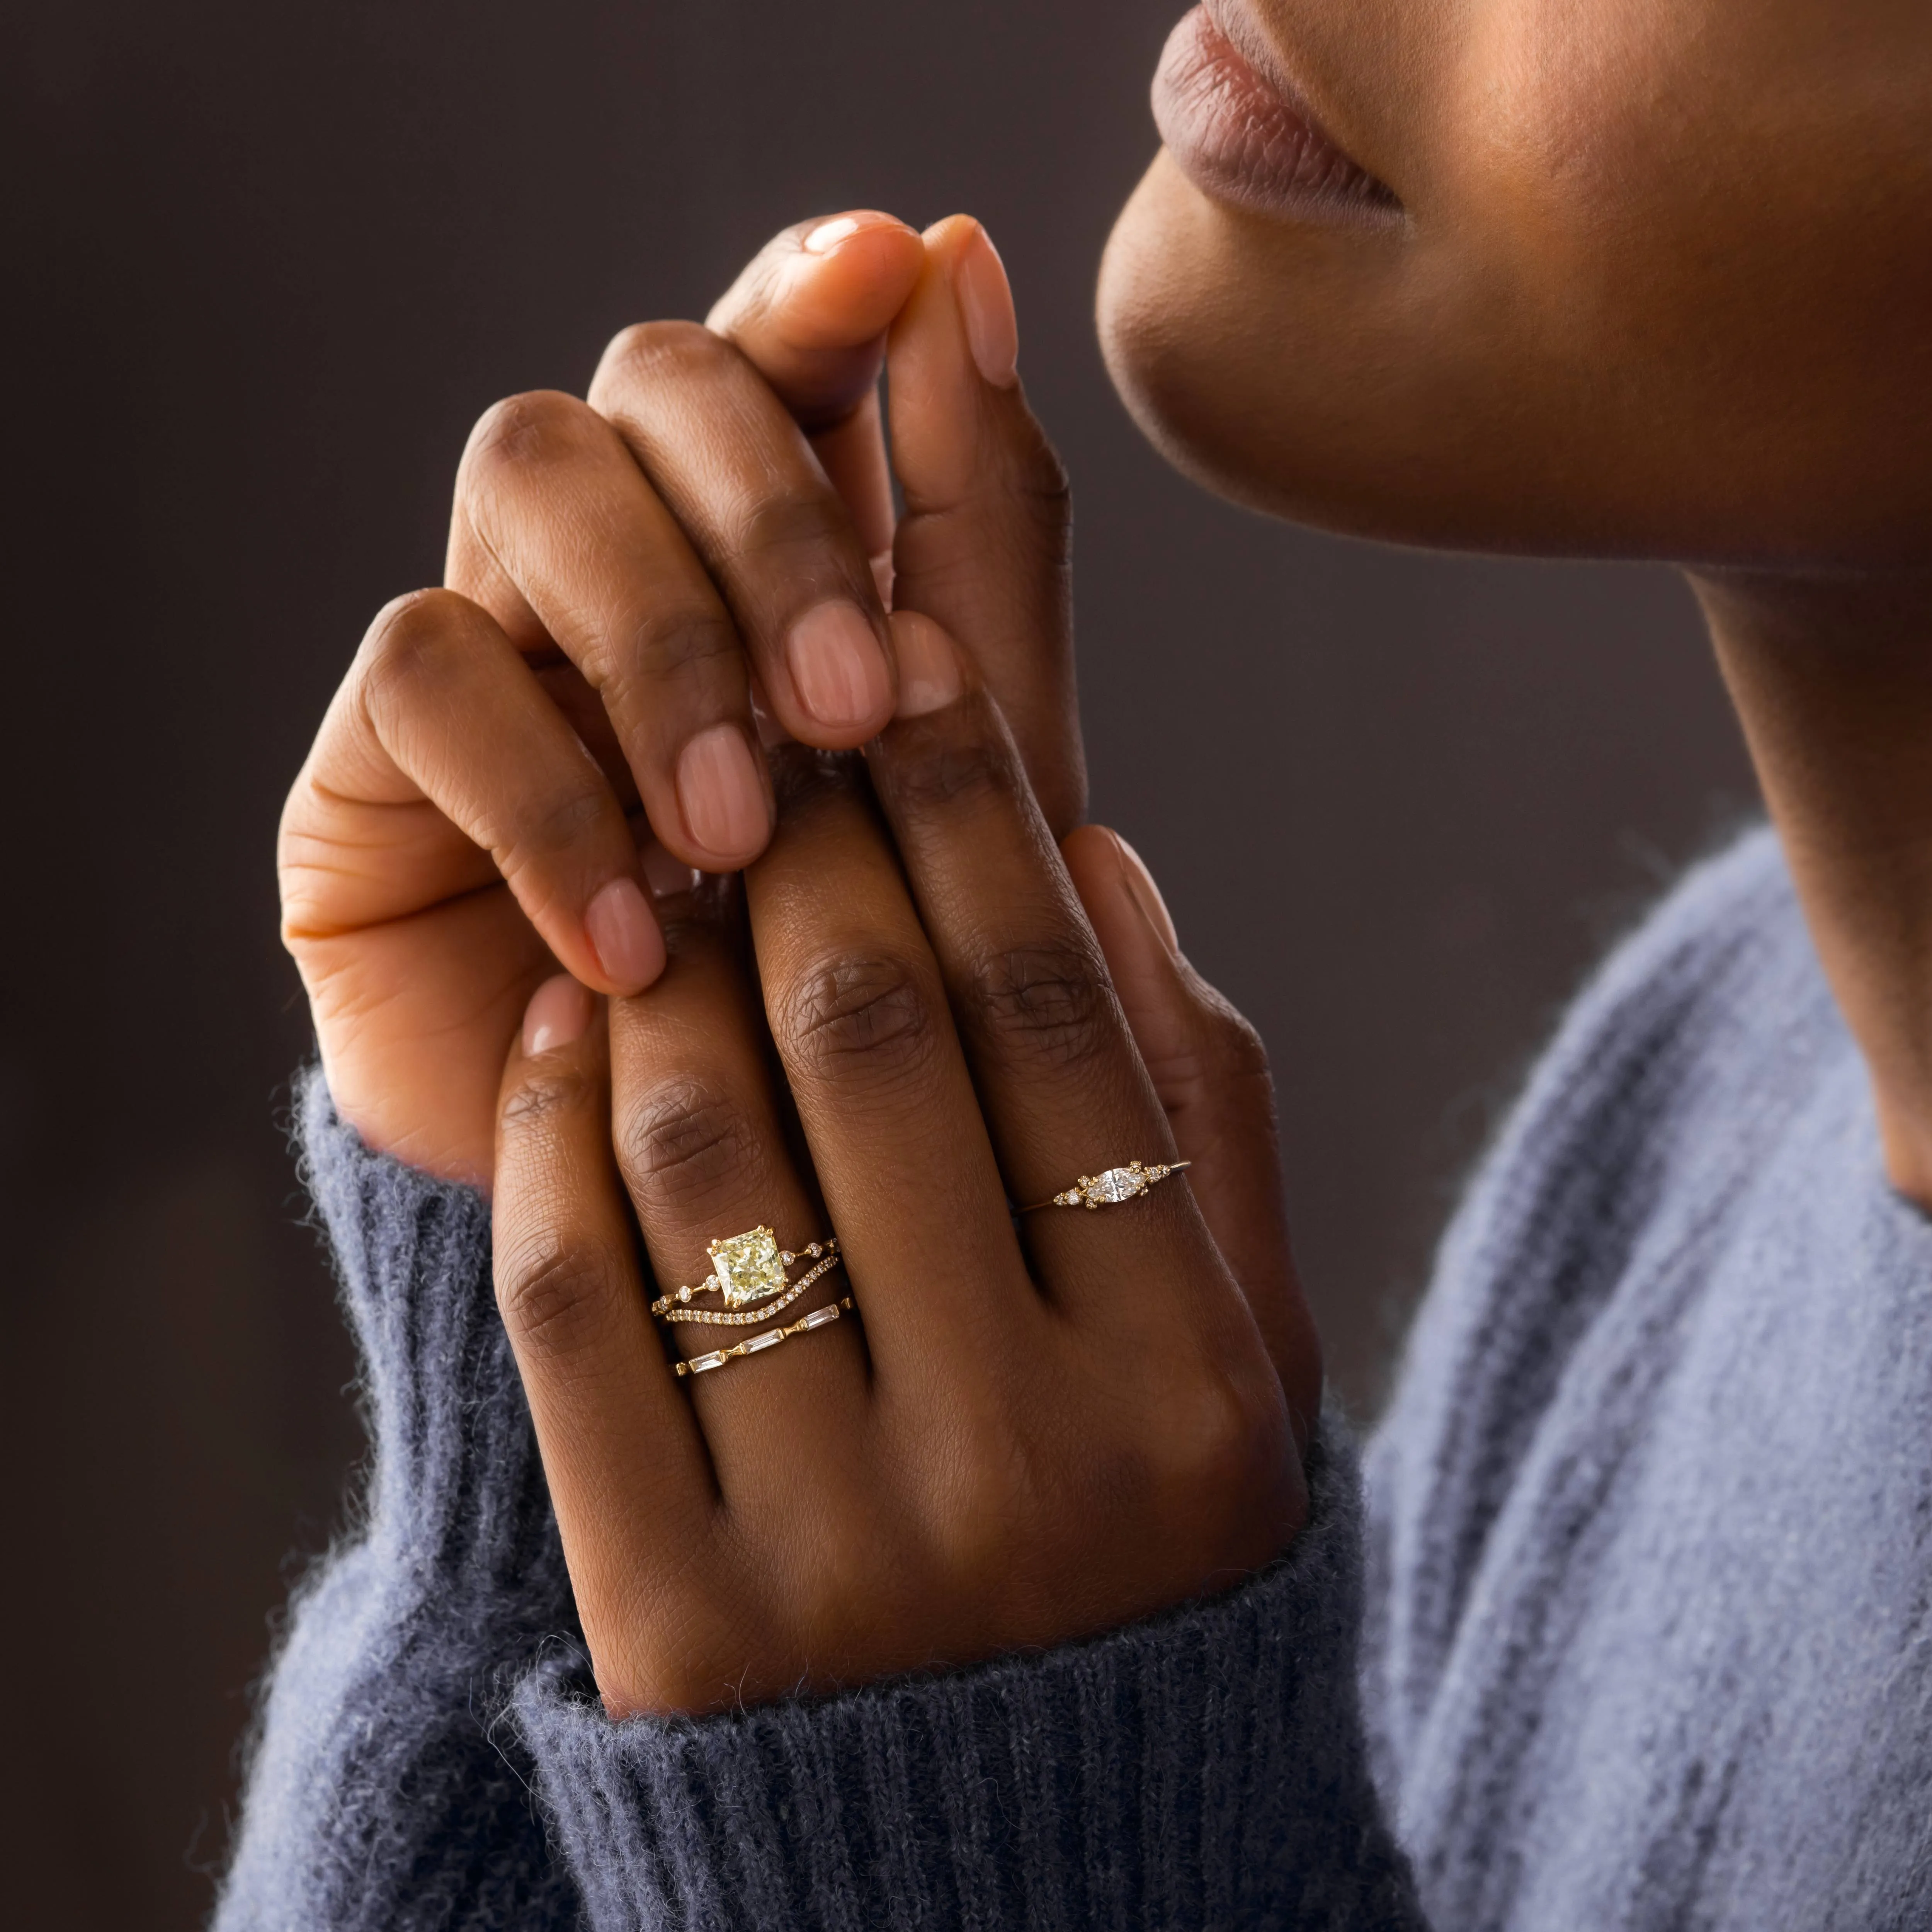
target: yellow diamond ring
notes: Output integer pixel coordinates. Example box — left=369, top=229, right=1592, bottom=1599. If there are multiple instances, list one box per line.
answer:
left=648, top=1227, right=841, bottom=1325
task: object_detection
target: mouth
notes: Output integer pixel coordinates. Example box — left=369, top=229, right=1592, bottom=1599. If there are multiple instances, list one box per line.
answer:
left=1151, top=3, right=1399, bottom=226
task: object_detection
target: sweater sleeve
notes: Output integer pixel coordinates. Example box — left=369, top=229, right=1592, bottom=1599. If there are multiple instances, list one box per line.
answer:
left=213, top=1075, right=580, bottom=1930
left=514, top=1414, right=1424, bottom=1932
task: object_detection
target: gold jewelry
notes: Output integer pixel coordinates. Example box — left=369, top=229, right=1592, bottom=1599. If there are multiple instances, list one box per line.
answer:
left=1020, top=1158, right=1192, bottom=1213
left=648, top=1227, right=839, bottom=1319
left=656, top=1248, right=842, bottom=1326
left=675, top=1296, right=857, bottom=1378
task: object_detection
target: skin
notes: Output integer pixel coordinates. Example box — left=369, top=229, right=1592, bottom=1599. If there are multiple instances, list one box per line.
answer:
left=282, top=0, right=1932, bottom=1711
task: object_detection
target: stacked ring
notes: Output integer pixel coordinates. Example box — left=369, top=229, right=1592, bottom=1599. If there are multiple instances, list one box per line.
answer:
left=675, top=1296, right=858, bottom=1378
left=648, top=1225, right=841, bottom=1325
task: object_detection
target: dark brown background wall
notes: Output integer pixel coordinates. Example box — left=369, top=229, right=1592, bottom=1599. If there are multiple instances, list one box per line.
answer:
left=2, top=1, right=1757, bottom=1919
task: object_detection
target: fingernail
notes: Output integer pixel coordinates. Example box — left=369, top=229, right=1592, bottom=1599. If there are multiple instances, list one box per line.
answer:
left=523, top=973, right=594, bottom=1056
left=1115, top=833, right=1179, bottom=956
left=748, top=673, right=793, bottom=749
left=890, top=611, right=964, bottom=718
left=675, top=723, right=772, bottom=862
left=802, top=214, right=864, bottom=255
left=641, top=840, right=701, bottom=898
left=786, top=600, right=895, bottom=733
left=955, top=224, right=1018, bottom=388
left=584, top=876, right=666, bottom=991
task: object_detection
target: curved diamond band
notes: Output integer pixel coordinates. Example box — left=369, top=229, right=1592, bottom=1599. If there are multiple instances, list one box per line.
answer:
left=1019, top=1158, right=1192, bottom=1214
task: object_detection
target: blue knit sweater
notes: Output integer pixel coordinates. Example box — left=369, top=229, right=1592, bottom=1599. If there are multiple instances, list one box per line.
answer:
left=214, top=828, right=1932, bottom=1927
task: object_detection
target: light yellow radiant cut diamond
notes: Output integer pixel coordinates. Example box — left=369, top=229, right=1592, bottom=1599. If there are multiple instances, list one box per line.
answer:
left=709, top=1226, right=789, bottom=1308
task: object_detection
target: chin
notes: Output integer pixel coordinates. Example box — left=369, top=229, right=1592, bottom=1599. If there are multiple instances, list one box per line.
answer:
left=1096, top=155, right=1482, bottom=551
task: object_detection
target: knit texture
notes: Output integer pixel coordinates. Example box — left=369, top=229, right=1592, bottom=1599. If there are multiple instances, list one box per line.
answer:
left=216, top=825, right=1932, bottom=1927
left=1364, top=827, right=1932, bottom=1928
left=213, top=1074, right=578, bottom=1930
left=514, top=1420, right=1417, bottom=1932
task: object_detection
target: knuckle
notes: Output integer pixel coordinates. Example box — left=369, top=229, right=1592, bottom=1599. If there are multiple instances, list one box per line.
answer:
left=462, top=389, right=595, bottom=486
left=779, top=952, right=938, bottom=1089
left=731, top=486, right=845, bottom=565
left=1147, top=1354, right=1290, bottom=1512
left=885, top=723, right=1019, bottom=817
left=500, top=1063, right=596, bottom=1134
left=616, top=1078, right=762, bottom=1218
left=962, top=941, right=1112, bottom=1073
left=1005, top=417, right=1073, bottom=531
left=597, top=318, right=733, bottom=401
left=608, top=609, right=742, bottom=690
left=357, top=589, right=478, bottom=704
left=494, top=1233, right=624, bottom=1360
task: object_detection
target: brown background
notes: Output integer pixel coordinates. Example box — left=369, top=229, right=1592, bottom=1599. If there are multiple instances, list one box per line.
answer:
left=2, top=0, right=1757, bottom=1919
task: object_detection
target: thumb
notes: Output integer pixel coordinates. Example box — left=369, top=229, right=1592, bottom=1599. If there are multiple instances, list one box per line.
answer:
left=1063, top=824, right=1323, bottom=1440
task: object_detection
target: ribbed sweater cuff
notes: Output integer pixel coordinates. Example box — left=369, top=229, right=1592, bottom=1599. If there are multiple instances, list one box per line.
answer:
left=296, top=1070, right=563, bottom=1594
left=516, top=1420, right=1420, bottom=1932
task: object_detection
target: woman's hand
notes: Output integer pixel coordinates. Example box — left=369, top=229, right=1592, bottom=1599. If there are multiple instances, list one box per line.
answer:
left=279, top=214, right=1081, bottom=1183
left=489, top=625, right=1321, bottom=1714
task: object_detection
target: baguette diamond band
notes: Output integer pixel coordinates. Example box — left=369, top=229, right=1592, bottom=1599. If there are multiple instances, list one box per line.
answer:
left=674, top=1297, right=857, bottom=1378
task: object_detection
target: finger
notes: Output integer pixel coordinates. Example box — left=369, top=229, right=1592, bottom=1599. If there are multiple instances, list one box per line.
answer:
left=705, top=209, right=925, bottom=565
left=886, top=218, right=1084, bottom=835
left=745, top=748, right=1042, bottom=1388
left=589, top=323, right=899, bottom=751
left=1063, top=825, right=1323, bottom=1440
left=867, top=616, right=1250, bottom=1344
left=605, top=888, right=871, bottom=1486
left=492, top=976, right=718, bottom=1702
left=446, top=390, right=775, bottom=874
left=290, top=588, right=664, bottom=995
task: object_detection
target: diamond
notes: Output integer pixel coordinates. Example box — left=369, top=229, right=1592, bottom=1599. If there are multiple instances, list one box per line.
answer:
left=741, top=1328, right=786, bottom=1355
left=709, top=1226, right=789, bottom=1308
left=1085, top=1166, right=1147, bottom=1205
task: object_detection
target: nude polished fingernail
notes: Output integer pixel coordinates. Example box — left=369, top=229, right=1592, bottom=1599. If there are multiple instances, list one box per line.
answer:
left=955, top=224, right=1019, bottom=388
left=583, top=876, right=666, bottom=991
left=523, top=974, right=594, bottom=1056
left=640, top=839, right=701, bottom=898
left=786, top=600, right=895, bottom=733
left=676, top=723, right=771, bottom=861
left=1115, top=833, right=1180, bottom=956
left=890, top=610, right=964, bottom=717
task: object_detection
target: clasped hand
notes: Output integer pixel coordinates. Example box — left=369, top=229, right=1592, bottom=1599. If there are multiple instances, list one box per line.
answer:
left=280, top=211, right=1321, bottom=1716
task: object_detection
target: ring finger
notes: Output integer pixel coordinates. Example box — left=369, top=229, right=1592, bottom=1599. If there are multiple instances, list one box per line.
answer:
left=605, top=882, right=872, bottom=1481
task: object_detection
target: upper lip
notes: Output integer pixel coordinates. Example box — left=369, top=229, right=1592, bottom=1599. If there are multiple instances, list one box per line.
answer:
left=1198, top=0, right=1379, bottom=189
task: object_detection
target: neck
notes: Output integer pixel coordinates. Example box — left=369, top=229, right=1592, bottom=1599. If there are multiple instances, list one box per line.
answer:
left=1694, top=567, right=1932, bottom=1207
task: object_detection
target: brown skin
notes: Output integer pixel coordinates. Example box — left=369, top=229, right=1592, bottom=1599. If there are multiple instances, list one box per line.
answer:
left=284, top=0, right=1932, bottom=1711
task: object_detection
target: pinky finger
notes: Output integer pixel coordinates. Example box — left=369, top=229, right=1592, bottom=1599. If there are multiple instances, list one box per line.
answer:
left=332, top=588, right=666, bottom=996
left=1062, top=825, right=1323, bottom=1443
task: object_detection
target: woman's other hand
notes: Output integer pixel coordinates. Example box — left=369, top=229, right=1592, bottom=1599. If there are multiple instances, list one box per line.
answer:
left=279, top=215, right=1079, bottom=1183
left=489, top=625, right=1318, bottom=1714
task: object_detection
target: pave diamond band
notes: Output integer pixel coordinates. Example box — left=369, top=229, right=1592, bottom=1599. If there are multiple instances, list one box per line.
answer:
left=1020, top=1158, right=1192, bottom=1213
left=649, top=1227, right=840, bottom=1321
left=655, top=1248, right=842, bottom=1327
left=674, top=1297, right=857, bottom=1378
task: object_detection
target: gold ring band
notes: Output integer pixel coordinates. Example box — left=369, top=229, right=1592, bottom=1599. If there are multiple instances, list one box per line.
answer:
left=656, top=1248, right=842, bottom=1326
left=648, top=1226, right=839, bottom=1320
left=1019, top=1158, right=1192, bottom=1214
left=675, top=1297, right=857, bottom=1378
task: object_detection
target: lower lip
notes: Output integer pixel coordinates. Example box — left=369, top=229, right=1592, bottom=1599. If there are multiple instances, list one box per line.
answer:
left=1151, top=5, right=1398, bottom=226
